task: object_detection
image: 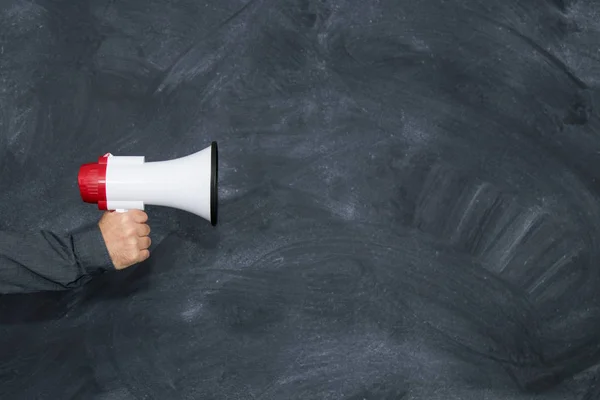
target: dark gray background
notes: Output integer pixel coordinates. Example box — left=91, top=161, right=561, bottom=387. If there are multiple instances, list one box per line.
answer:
left=1, top=0, right=600, bottom=398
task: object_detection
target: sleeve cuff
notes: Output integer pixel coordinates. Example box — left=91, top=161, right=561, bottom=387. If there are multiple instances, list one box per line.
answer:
left=71, top=223, right=115, bottom=274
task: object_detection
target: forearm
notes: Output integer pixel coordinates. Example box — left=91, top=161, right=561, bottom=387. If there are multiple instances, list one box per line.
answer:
left=0, top=223, right=115, bottom=294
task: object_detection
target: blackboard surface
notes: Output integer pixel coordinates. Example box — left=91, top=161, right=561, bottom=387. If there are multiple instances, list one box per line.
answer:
left=2, top=0, right=600, bottom=398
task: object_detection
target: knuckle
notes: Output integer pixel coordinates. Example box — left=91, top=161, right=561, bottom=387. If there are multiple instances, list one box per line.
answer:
left=128, top=250, right=140, bottom=261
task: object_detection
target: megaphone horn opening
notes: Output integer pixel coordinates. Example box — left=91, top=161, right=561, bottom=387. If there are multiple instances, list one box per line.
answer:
left=210, top=141, right=218, bottom=226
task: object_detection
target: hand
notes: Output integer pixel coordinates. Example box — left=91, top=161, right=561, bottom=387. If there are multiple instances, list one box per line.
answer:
left=98, top=210, right=151, bottom=269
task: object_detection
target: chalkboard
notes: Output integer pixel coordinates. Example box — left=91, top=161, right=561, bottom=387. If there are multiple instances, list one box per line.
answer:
left=2, top=0, right=600, bottom=398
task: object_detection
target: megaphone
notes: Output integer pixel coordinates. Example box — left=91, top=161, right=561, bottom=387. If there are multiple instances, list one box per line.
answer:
left=77, top=141, right=218, bottom=226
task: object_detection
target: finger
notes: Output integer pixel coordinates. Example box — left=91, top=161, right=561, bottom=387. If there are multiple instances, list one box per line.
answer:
left=138, top=236, right=151, bottom=249
left=136, top=224, right=151, bottom=236
left=131, top=210, right=148, bottom=223
left=138, top=249, right=150, bottom=262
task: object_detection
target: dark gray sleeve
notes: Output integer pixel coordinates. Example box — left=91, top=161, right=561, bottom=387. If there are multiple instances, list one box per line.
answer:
left=0, top=223, right=115, bottom=294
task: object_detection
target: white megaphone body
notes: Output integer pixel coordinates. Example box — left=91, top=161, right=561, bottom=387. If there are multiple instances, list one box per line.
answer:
left=77, top=141, right=218, bottom=226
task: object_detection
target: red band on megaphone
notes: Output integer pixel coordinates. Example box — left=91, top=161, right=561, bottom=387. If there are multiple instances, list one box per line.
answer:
left=77, top=154, right=109, bottom=208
